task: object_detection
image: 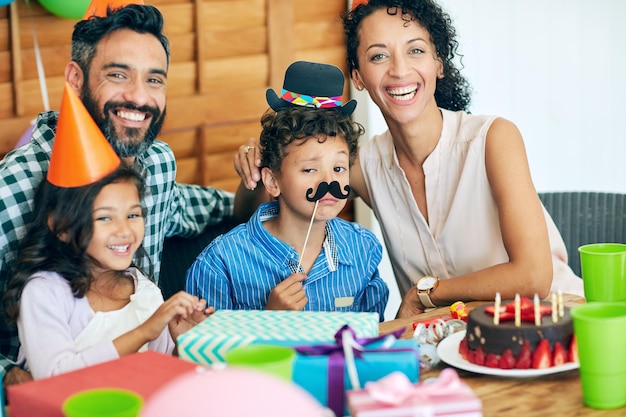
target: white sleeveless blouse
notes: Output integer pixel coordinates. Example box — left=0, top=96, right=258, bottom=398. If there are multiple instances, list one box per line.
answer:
left=359, top=109, right=583, bottom=297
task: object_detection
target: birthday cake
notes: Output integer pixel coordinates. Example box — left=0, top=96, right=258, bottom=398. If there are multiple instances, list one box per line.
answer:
left=459, top=296, right=576, bottom=369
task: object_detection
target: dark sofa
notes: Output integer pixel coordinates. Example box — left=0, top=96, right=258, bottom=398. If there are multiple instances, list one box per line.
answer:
left=159, top=219, right=239, bottom=299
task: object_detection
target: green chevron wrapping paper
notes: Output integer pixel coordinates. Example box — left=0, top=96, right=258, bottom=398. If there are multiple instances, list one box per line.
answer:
left=177, top=309, right=380, bottom=365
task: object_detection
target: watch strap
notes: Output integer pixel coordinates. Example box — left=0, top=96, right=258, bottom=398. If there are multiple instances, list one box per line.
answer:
left=417, top=290, right=437, bottom=309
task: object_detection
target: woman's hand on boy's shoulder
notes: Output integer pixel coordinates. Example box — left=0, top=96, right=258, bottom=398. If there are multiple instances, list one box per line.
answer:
left=234, top=138, right=262, bottom=191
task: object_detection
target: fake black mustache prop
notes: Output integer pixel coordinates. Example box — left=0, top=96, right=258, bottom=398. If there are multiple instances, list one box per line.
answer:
left=306, top=181, right=351, bottom=202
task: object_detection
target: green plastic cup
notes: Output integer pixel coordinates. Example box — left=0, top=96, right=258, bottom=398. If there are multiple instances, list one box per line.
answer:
left=571, top=302, right=626, bottom=409
left=225, top=344, right=295, bottom=381
left=62, top=388, right=143, bottom=417
left=579, top=243, right=626, bottom=302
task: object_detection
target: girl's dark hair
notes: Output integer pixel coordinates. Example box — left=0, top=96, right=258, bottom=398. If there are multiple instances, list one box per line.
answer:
left=260, top=106, right=365, bottom=173
left=343, top=0, right=472, bottom=112
left=3, top=163, right=149, bottom=323
left=71, top=4, right=170, bottom=77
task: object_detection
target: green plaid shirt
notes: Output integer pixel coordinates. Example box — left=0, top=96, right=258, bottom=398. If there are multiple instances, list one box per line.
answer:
left=0, top=111, right=234, bottom=377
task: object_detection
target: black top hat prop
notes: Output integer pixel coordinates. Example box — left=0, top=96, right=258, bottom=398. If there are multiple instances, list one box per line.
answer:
left=266, top=61, right=357, bottom=116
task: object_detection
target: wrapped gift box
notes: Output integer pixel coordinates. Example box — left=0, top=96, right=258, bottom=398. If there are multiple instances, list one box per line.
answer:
left=293, top=331, right=419, bottom=417
left=177, top=309, right=379, bottom=365
left=347, top=368, right=482, bottom=417
left=7, top=351, right=198, bottom=417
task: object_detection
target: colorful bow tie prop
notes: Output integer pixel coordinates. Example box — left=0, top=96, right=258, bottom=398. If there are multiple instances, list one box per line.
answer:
left=295, top=325, right=409, bottom=417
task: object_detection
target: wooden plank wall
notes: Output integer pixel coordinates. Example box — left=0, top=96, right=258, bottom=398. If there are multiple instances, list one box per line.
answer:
left=0, top=0, right=353, bottom=218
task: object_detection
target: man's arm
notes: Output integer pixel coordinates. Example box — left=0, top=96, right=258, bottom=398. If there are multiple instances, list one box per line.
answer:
left=0, top=112, right=54, bottom=380
left=145, top=141, right=236, bottom=239
left=165, top=183, right=236, bottom=238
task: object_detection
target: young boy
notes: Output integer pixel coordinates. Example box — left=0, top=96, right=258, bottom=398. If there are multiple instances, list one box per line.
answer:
left=185, top=61, right=388, bottom=320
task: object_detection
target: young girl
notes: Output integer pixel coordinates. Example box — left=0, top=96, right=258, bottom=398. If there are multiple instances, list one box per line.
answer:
left=3, top=163, right=212, bottom=379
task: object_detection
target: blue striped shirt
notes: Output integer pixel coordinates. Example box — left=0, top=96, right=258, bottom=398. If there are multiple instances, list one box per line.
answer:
left=186, top=202, right=389, bottom=320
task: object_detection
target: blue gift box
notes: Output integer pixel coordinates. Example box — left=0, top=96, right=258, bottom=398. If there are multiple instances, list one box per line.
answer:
left=292, top=330, right=419, bottom=417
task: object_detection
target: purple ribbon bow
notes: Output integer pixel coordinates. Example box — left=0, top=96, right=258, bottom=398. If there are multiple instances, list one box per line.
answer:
left=295, top=325, right=408, bottom=417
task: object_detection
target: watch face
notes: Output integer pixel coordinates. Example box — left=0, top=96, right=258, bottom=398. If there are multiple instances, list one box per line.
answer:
left=418, top=276, right=436, bottom=290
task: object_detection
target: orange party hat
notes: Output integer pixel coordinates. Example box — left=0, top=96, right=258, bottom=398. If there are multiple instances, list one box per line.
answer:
left=82, top=0, right=144, bottom=20
left=47, top=83, right=121, bottom=188
left=351, top=0, right=368, bottom=10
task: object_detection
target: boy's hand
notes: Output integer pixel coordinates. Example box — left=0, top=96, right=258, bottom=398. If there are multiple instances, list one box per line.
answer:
left=265, top=273, right=307, bottom=311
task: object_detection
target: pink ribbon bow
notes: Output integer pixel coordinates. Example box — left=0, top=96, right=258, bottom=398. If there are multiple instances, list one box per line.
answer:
left=365, top=368, right=468, bottom=405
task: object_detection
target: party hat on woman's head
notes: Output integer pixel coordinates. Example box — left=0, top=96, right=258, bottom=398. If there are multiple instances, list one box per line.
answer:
left=47, top=83, right=121, bottom=188
left=82, top=0, right=144, bottom=20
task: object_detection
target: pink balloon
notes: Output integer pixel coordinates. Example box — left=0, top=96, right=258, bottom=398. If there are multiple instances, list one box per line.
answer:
left=140, top=366, right=331, bottom=417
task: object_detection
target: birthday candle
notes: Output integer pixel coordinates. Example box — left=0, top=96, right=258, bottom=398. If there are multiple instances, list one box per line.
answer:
left=558, top=289, right=564, bottom=318
left=514, top=294, right=521, bottom=327
left=534, top=294, right=541, bottom=326
left=494, top=292, right=501, bottom=325
left=551, top=292, right=558, bottom=323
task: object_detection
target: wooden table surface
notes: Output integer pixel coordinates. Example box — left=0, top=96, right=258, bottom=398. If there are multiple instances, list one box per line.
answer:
left=379, top=294, right=624, bottom=416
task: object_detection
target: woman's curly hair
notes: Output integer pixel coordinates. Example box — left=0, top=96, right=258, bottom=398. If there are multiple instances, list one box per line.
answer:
left=343, top=0, right=472, bottom=112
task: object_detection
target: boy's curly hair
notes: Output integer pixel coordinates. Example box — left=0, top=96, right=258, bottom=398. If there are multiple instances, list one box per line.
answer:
left=260, top=106, right=364, bottom=173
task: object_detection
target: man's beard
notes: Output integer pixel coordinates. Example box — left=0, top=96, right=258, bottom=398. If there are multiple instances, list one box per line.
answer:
left=80, top=87, right=166, bottom=158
